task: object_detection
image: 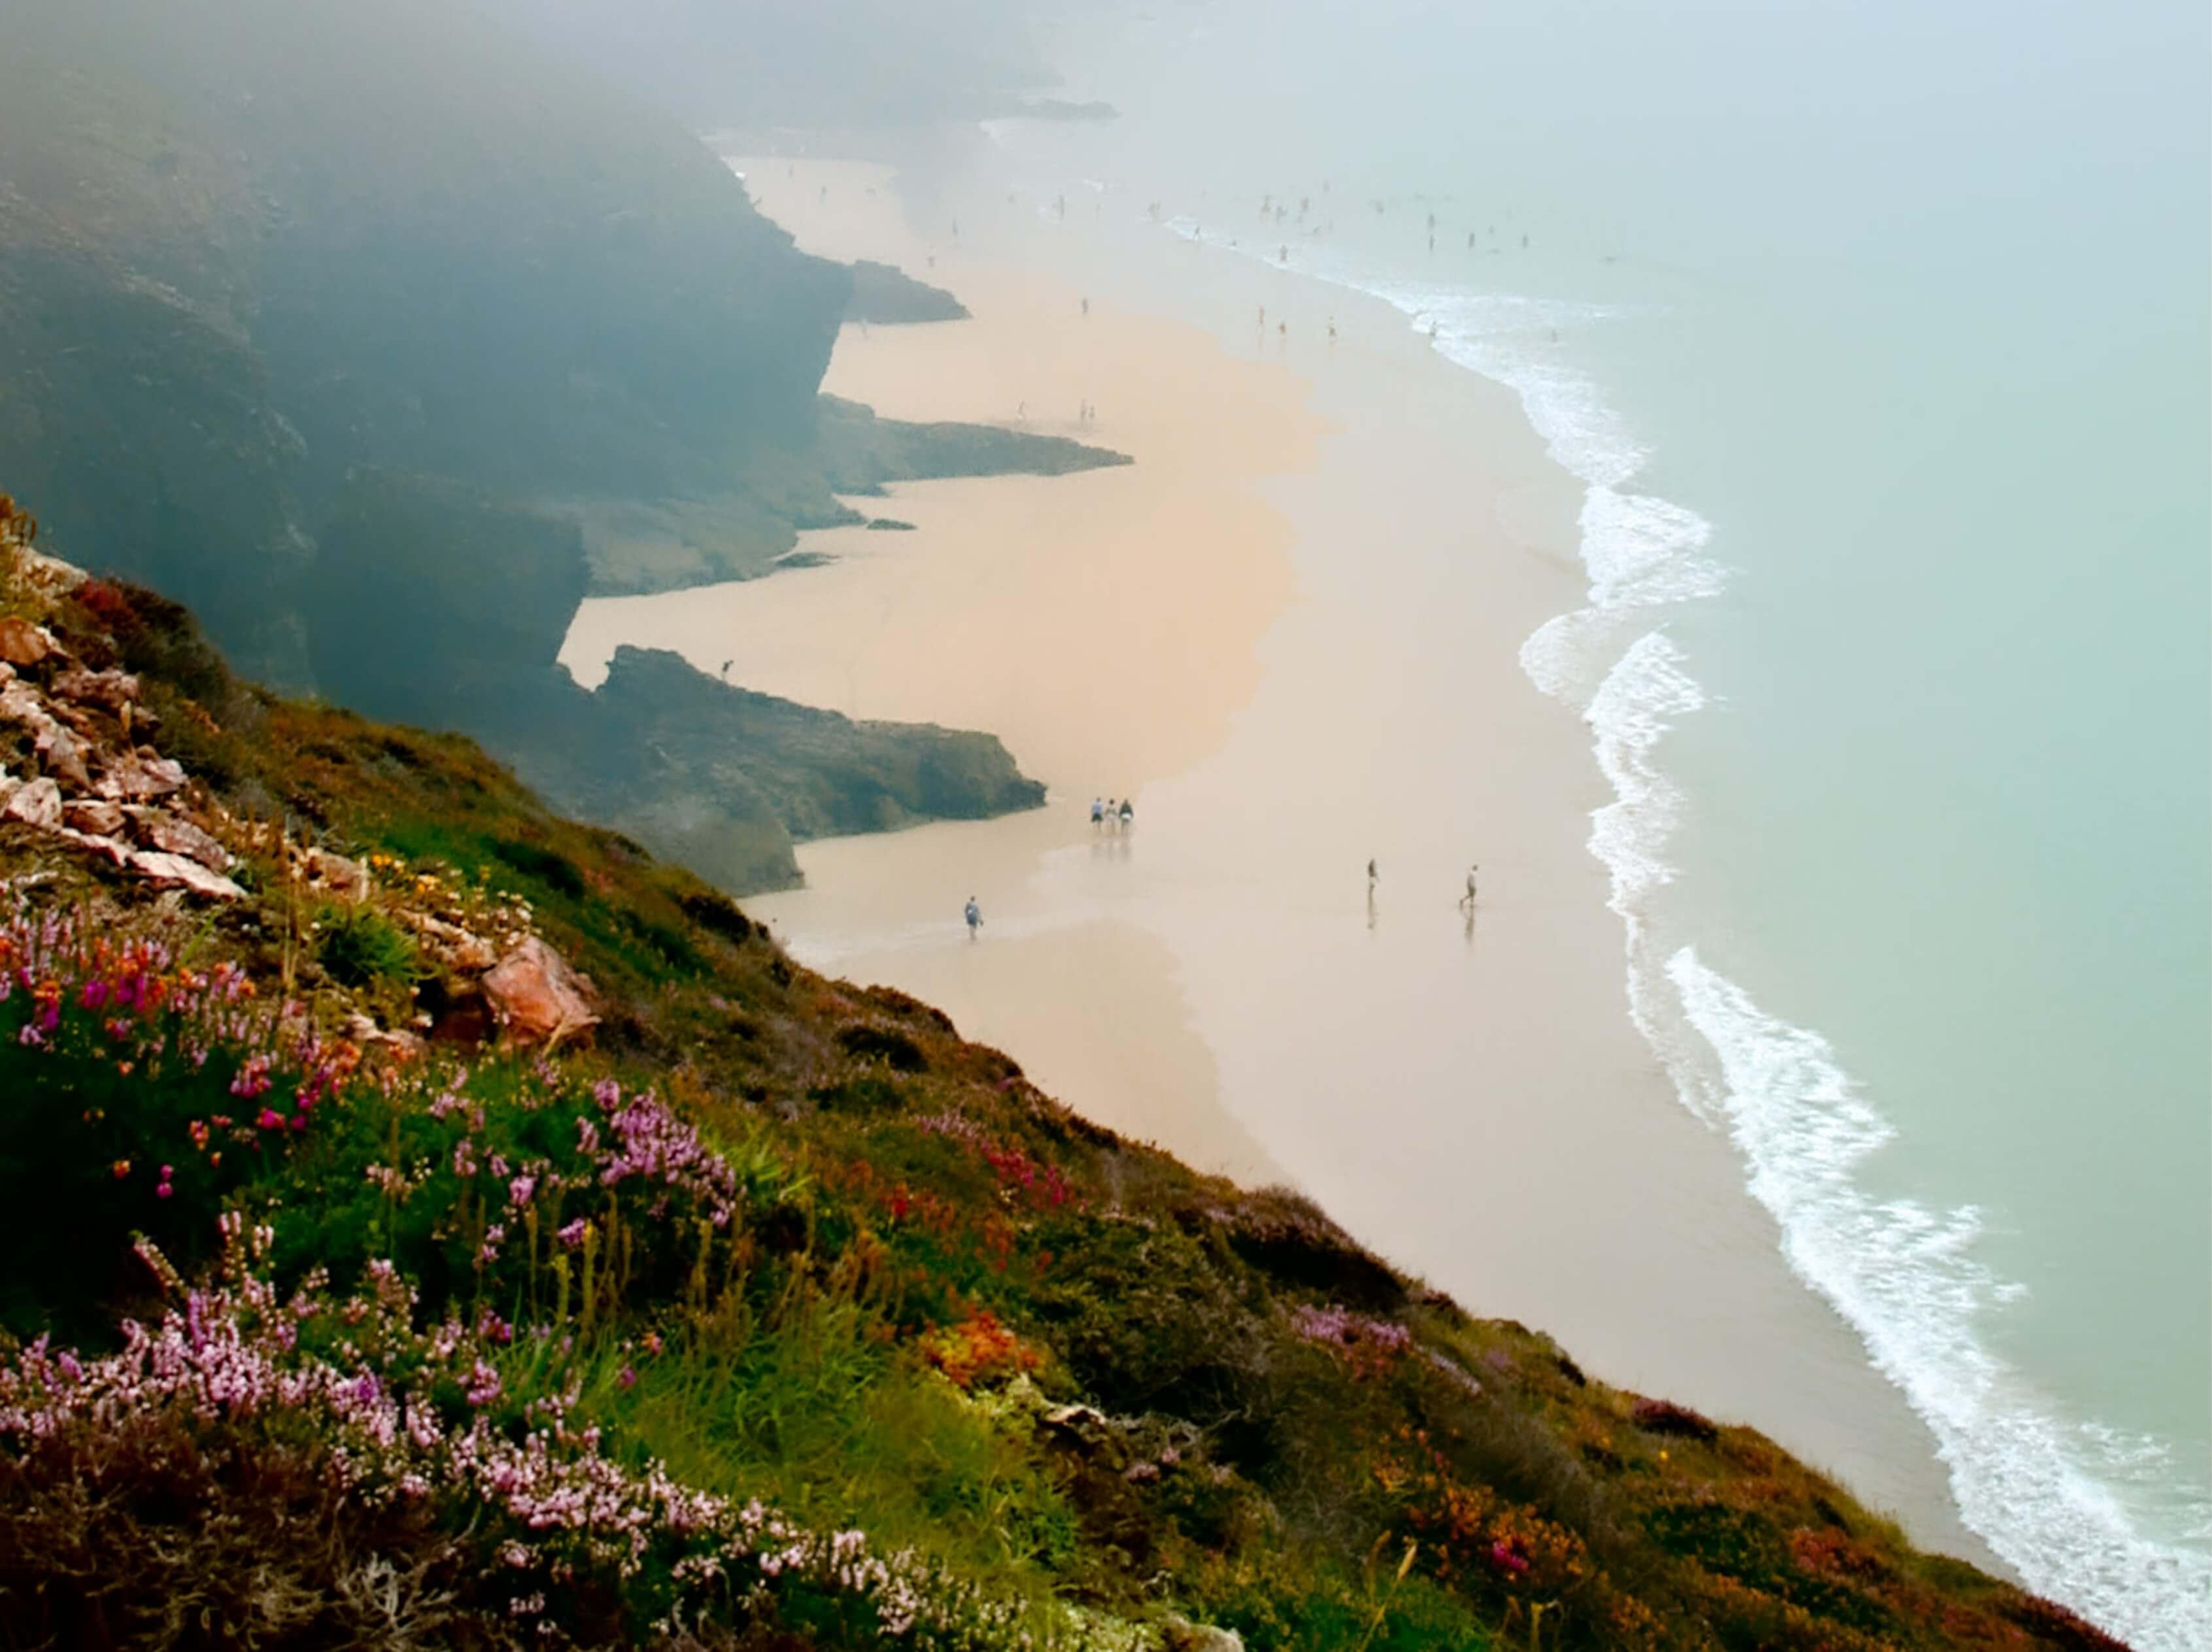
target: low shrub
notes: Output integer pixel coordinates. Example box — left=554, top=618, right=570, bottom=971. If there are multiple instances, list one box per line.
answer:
left=315, top=903, right=422, bottom=989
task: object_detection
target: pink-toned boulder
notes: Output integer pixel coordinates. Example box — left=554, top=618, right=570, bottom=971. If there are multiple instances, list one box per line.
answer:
left=50, top=667, right=139, bottom=711
left=301, top=847, right=371, bottom=904
left=128, top=808, right=232, bottom=871
left=410, top=911, right=498, bottom=972
left=129, top=849, right=245, bottom=902
left=63, top=798, right=126, bottom=836
left=59, top=828, right=135, bottom=868
left=481, top=937, right=600, bottom=1049
left=35, top=722, right=91, bottom=790
left=0, top=618, right=54, bottom=668
left=95, top=751, right=186, bottom=802
left=0, top=683, right=90, bottom=788
left=2, top=777, right=62, bottom=829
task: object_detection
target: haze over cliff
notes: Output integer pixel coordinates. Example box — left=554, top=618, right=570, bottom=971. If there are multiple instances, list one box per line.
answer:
left=0, top=0, right=1113, bottom=890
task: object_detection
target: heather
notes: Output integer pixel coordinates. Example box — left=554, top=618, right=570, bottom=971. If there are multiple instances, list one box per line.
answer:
left=0, top=509, right=2135, bottom=1648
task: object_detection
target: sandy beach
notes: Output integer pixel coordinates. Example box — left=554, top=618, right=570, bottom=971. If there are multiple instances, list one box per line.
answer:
left=562, top=155, right=1997, bottom=1567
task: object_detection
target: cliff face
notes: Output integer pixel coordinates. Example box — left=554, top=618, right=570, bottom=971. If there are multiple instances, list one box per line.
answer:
left=0, top=0, right=1085, bottom=892
left=1, top=0, right=848, bottom=663
left=0, top=505, right=2132, bottom=1652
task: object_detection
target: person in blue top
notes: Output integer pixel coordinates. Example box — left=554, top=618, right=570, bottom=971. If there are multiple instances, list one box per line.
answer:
left=964, top=896, right=983, bottom=938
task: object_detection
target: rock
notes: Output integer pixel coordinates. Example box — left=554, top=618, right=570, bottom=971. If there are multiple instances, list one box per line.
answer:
left=0, top=618, right=56, bottom=668
left=408, top=910, right=498, bottom=971
left=63, top=799, right=126, bottom=836
left=1044, top=1403, right=1109, bottom=1434
left=345, top=1011, right=426, bottom=1062
left=301, top=847, right=371, bottom=903
left=95, top=752, right=187, bottom=801
left=129, top=849, right=245, bottom=901
left=35, top=722, right=92, bottom=790
left=481, top=936, right=600, bottom=1048
left=126, top=808, right=232, bottom=870
left=0, top=683, right=90, bottom=787
left=2, top=777, right=63, bottom=829
left=1161, top=1618, right=1245, bottom=1652
left=58, top=828, right=134, bottom=868
left=51, top=667, right=139, bottom=711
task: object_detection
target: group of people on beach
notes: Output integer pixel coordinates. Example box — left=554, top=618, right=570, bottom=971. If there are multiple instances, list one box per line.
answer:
left=1091, top=796, right=1135, bottom=832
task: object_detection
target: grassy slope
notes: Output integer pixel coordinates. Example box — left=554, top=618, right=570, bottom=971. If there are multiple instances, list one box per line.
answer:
left=0, top=522, right=2128, bottom=1650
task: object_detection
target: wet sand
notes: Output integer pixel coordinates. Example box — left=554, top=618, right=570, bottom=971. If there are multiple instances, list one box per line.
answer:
left=562, top=157, right=1998, bottom=1567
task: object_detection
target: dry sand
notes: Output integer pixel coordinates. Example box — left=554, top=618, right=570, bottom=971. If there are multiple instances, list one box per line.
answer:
left=562, top=157, right=1996, bottom=1566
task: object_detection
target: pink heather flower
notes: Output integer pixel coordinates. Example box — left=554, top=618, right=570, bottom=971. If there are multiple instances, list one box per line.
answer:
left=556, top=1219, right=587, bottom=1251
left=464, top=1360, right=502, bottom=1408
left=592, top=1077, right=622, bottom=1111
left=617, top=1366, right=638, bottom=1391
left=155, top=1183, right=174, bottom=1200
left=255, top=1108, right=284, bottom=1131
left=507, top=1174, right=536, bottom=1206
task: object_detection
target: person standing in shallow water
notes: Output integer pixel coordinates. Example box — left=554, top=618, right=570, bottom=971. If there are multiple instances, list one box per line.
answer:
left=1459, top=865, right=1479, bottom=908
left=1367, top=857, right=1378, bottom=892
left=1091, top=796, right=1104, bottom=830
left=964, top=896, right=983, bottom=938
left=1119, top=798, right=1134, bottom=830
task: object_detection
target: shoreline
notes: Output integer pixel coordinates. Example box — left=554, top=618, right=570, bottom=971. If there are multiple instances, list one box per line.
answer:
left=561, top=153, right=1999, bottom=1571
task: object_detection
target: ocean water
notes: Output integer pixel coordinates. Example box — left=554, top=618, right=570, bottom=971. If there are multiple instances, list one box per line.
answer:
left=976, top=1, right=2211, bottom=1643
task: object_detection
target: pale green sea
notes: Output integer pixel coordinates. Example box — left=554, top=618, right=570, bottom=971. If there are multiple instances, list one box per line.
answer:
left=995, top=2, right=2211, bottom=1642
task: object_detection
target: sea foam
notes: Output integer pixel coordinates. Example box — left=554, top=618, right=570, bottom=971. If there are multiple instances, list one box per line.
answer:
left=1153, top=205, right=2211, bottom=1648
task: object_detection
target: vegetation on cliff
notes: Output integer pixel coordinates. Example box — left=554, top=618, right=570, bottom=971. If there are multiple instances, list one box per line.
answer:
left=0, top=501, right=2132, bottom=1650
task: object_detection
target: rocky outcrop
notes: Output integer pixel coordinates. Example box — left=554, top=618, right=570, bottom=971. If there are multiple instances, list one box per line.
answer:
left=0, top=520, right=239, bottom=899
left=846, top=260, right=970, bottom=324
left=573, top=646, right=1046, bottom=845
left=482, top=937, right=600, bottom=1049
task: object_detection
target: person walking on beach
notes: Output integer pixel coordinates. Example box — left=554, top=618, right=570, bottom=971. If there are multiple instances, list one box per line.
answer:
left=964, top=896, right=983, bottom=938
left=1091, top=796, right=1104, bottom=830
left=1119, top=798, right=1134, bottom=830
left=1459, top=865, right=1480, bottom=909
left=1368, top=857, right=1378, bottom=893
